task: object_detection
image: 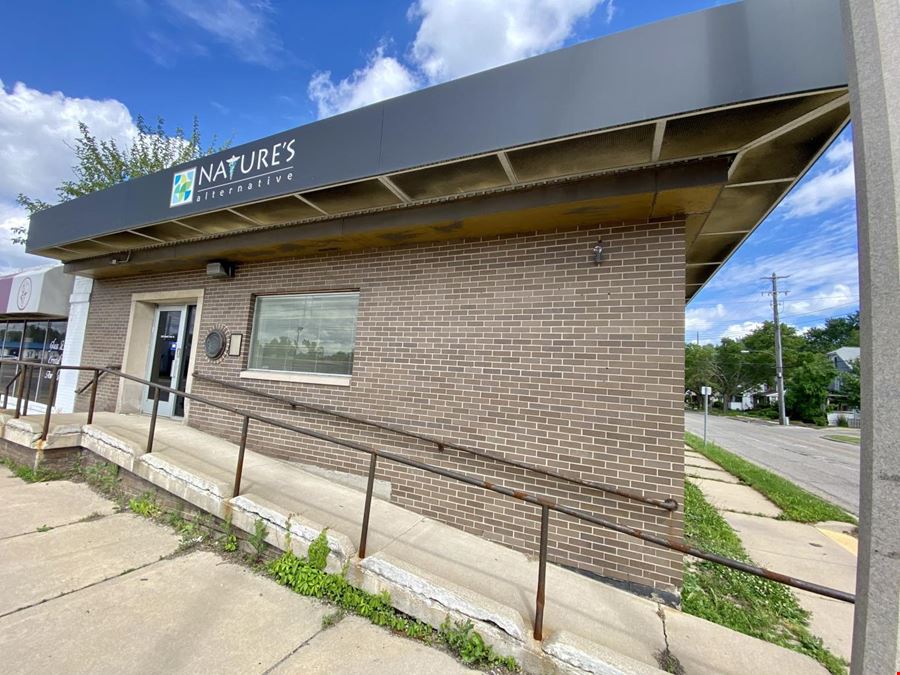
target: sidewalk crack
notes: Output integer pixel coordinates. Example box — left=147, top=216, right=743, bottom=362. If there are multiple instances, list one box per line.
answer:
left=654, top=604, right=684, bottom=675
left=261, top=626, right=329, bottom=674
left=0, top=554, right=170, bottom=620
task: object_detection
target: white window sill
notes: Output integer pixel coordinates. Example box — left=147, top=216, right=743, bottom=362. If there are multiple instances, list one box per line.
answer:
left=239, top=370, right=351, bottom=387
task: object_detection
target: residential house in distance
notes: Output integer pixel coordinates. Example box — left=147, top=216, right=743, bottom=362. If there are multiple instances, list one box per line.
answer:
left=827, top=346, right=861, bottom=421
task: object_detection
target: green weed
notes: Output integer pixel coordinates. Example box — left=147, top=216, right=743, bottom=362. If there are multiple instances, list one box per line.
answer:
left=269, top=532, right=518, bottom=671
left=1, top=456, right=64, bottom=483
left=249, top=518, right=269, bottom=559
left=128, top=493, right=160, bottom=518
left=82, top=461, right=119, bottom=495
left=682, top=481, right=847, bottom=674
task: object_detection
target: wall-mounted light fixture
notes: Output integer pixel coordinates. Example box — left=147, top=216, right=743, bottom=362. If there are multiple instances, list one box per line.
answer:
left=206, top=260, right=235, bottom=279
left=109, top=251, right=131, bottom=265
left=592, top=240, right=604, bottom=265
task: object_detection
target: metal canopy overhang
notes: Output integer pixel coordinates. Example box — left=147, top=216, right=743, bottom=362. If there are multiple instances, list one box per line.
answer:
left=26, top=0, right=849, bottom=301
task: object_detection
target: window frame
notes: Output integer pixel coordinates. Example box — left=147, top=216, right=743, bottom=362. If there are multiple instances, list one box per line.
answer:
left=241, top=290, right=360, bottom=386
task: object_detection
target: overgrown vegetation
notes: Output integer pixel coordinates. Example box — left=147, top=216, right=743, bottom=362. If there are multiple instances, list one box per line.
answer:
left=681, top=481, right=847, bottom=674
left=269, top=531, right=518, bottom=671
left=0, top=456, right=65, bottom=483
left=222, top=516, right=239, bottom=552
left=129, top=493, right=162, bottom=519
left=81, top=460, right=120, bottom=495
left=249, top=518, right=269, bottom=560
left=686, top=432, right=856, bottom=524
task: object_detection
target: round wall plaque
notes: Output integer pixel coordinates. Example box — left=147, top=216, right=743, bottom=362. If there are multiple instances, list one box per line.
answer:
left=204, top=328, right=227, bottom=360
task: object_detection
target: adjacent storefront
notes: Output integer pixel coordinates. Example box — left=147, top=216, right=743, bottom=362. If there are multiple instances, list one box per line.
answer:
left=0, top=265, right=90, bottom=413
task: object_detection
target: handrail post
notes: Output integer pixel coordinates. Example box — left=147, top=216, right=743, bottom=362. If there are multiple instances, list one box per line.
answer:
left=21, top=365, right=34, bottom=417
left=358, top=453, right=378, bottom=558
left=146, top=387, right=160, bottom=453
left=40, top=367, right=59, bottom=441
left=534, top=505, right=550, bottom=641
left=14, top=364, right=27, bottom=419
left=87, top=370, right=100, bottom=424
left=233, top=416, right=250, bottom=498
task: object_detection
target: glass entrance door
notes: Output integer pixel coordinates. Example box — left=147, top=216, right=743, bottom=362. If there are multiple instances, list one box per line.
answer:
left=143, top=305, right=194, bottom=417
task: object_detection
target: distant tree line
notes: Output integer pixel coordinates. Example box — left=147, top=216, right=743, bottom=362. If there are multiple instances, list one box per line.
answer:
left=686, top=312, right=860, bottom=425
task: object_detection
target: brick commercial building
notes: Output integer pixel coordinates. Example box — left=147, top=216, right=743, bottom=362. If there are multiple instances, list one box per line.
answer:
left=25, top=1, right=848, bottom=594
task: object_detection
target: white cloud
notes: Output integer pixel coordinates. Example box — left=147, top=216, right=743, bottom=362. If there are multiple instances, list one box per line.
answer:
left=0, top=80, right=137, bottom=203
left=0, top=80, right=138, bottom=267
left=162, top=0, right=287, bottom=68
left=783, top=283, right=856, bottom=316
left=605, top=0, right=617, bottom=24
left=779, top=136, right=856, bottom=218
left=409, top=0, right=604, bottom=83
left=308, top=0, right=609, bottom=119
left=720, top=321, right=763, bottom=341
left=0, top=204, right=50, bottom=274
left=308, top=46, right=420, bottom=118
left=685, top=303, right=727, bottom=332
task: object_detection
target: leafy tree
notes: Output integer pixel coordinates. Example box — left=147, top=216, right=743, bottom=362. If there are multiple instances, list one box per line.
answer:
left=13, top=115, right=227, bottom=245
left=740, top=321, right=809, bottom=389
left=786, top=352, right=838, bottom=424
left=803, top=312, right=860, bottom=352
left=710, top=339, right=751, bottom=411
left=685, top=343, right=716, bottom=401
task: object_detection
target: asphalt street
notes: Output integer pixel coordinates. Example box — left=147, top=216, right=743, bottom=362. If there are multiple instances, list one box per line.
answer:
left=685, top=411, right=860, bottom=516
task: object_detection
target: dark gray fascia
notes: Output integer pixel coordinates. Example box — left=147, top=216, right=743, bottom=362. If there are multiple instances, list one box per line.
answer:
left=27, top=0, right=846, bottom=252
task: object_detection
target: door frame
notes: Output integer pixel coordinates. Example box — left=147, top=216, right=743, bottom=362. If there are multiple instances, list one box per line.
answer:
left=118, top=289, right=205, bottom=418
left=141, top=304, right=192, bottom=417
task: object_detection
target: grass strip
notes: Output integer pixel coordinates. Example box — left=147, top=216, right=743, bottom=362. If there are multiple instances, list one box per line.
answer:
left=685, top=432, right=856, bottom=524
left=824, top=435, right=860, bottom=446
left=681, top=481, right=847, bottom=674
left=0, top=456, right=66, bottom=483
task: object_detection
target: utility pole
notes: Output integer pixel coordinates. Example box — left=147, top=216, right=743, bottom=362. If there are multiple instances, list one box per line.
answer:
left=763, top=273, right=789, bottom=425
left=701, top=385, right=711, bottom=446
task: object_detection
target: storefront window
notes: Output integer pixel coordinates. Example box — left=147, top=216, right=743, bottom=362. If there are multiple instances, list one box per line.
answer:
left=248, top=292, right=359, bottom=376
left=0, top=319, right=67, bottom=405
left=0, top=321, right=24, bottom=394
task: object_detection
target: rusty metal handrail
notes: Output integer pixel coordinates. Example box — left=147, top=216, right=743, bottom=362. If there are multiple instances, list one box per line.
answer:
left=75, top=365, right=120, bottom=395
left=2, top=366, right=23, bottom=409
left=3, top=358, right=854, bottom=643
left=191, top=371, right=679, bottom=513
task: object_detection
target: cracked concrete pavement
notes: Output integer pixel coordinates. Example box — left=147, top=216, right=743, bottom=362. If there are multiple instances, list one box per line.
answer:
left=0, top=466, right=476, bottom=675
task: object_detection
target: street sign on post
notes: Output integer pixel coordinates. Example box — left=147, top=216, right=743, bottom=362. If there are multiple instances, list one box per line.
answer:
left=700, top=386, right=712, bottom=446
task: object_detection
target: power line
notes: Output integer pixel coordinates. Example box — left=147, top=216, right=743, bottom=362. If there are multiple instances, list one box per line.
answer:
left=687, top=302, right=860, bottom=331
left=687, top=293, right=859, bottom=308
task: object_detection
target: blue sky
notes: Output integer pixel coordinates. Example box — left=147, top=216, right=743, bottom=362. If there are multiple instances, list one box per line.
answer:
left=0, top=0, right=859, bottom=342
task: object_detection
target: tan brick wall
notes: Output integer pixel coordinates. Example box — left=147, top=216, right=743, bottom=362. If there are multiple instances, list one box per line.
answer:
left=76, top=221, right=686, bottom=591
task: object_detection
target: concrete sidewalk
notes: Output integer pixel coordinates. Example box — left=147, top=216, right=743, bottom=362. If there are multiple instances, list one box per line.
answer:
left=685, top=412, right=860, bottom=515
left=686, top=447, right=857, bottom=663
left=0, top=465, right=476, bottom=675
left=0, top=412, right=831, bottom=674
